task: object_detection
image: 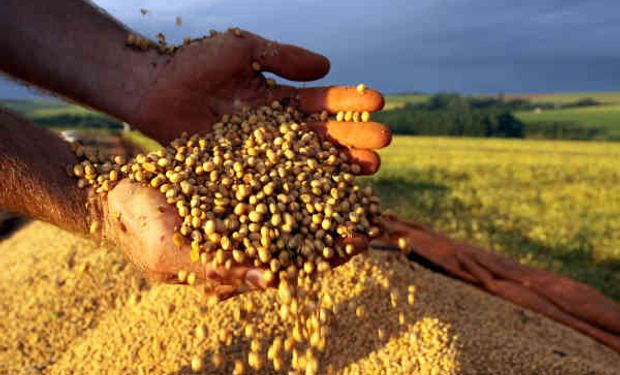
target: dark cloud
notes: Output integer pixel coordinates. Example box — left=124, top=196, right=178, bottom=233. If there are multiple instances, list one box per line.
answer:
left=2, top=0, right=619, bottom=98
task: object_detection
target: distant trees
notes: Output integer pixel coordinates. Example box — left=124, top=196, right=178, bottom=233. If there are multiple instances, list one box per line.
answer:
left=375, top=93, right=525, bottom=138
left=374, top=93, right=611, bottom=140
left=566, top=97, right=601, bottom=108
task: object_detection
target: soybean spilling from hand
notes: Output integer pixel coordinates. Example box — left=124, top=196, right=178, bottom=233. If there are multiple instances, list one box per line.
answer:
left=70, top=101, right=384, bottom=374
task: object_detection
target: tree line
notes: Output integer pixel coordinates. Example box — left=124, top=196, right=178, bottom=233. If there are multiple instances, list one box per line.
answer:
left=374, top=93, right=607, bottom=140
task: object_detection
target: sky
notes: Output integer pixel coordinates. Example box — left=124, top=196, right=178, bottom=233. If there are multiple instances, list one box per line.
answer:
left=2, top=0, right=620, bottom=99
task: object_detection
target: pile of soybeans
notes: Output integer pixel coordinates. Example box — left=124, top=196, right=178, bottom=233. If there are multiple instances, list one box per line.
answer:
left=1, top=222, right=619, bottom=374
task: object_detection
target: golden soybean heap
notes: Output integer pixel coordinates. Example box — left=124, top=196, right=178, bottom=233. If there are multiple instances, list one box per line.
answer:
left=71, top=101, right=383, bottom=373
left=5, top=223, right=620, bottom=374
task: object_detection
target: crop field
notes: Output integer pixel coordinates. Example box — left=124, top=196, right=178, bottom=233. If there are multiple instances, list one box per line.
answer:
left=510, top=92, right=620, bottom=105
left=516, top=104, right=620, bottom=139
left=366, top=136, right=620, bottom=300
left=383, top=91, right=620, bottom=140
left=382, top=94, right=429, bottom=110
left=0, top=98, right=86, bottom=117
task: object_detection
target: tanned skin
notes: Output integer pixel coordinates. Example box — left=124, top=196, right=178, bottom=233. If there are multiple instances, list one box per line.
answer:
left=0, top=108, right=93, bottom=235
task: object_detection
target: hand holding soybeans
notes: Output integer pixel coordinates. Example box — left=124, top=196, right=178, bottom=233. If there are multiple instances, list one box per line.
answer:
left=73, top=29, right=391, bottom=300
left=129, top=29, right=390, bottom=174
left=2, top=4, right=391, bottom=369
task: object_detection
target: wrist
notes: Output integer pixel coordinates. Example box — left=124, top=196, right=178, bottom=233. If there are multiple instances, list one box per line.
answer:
left=0, top=112, right=95, bottom=235
left=108, top=48, right=169, bottom=127
left=1, top=0, right=169, bottom=133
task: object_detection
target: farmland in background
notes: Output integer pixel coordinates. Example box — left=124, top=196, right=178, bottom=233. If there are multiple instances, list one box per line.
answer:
left=516, top=104, right=620, bottom=140
left=367, top=136, right=620, bottom=300
left=382, top=93, right=429, bottom=110
left=381, top=91, right=620, bottom=141
left=0, top=98, right=160, bottom=150
left=514, top=92, right=620, bottom=104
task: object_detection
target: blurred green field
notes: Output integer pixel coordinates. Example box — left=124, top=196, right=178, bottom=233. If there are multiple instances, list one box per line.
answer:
left=26, top=105, right=93, bottom=118
left=366, top=136, right=620, bottom=300
left=0, top=98, right=160, bottom=153
left=511, top=92, right=620, bottom=104
left=515, top=104, right=620, bottom=139
left=0, top=98, right=85, bottom=117
left=0, top=98, right=68, bottom=112
left=382, top=91, right=620, bottom=106
left=383, top=94, right=429, bottom=110
left=1, top=98, right=104, bottom=118
left=384, top=91, right=620, bottom=140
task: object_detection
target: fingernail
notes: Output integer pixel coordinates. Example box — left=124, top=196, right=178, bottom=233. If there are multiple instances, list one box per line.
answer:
left=245, top=269, right=266, bottom=289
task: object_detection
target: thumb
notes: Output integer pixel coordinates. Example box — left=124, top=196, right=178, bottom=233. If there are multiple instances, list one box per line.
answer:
left=249, top=33, right=330, bottom=81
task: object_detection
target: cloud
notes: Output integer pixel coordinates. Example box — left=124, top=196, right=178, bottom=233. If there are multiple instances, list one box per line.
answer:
left=2, top=0, right=620, bottom=97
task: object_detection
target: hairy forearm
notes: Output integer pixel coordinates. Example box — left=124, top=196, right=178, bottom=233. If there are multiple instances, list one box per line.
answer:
left=0, top=107, right=98, bottom=235
left=0, top=0, right=163, bottom=126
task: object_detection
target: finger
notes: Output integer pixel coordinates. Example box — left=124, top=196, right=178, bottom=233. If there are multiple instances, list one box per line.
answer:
left=297, top=86, right=385, bottom=113
left=252, top=37, right=330, bottom=81
left=267, top=85, right=385, bottom=116
left=306, top=121, right=391, bottom=149
left=205, top=265, right=271, bottom=290
left=344, top=149, right=381, bottom=175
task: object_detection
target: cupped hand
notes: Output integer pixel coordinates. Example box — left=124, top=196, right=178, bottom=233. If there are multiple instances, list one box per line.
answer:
left=103, top=179, right=267, bottom=300
left=102, top=180, right=369, bottom=300
left=106, top=30, right=388, bottom=298
left=134, top=29, right=390, bottom=175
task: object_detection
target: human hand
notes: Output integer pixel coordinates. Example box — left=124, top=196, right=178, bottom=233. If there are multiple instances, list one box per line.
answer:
left=101, top=180, right=369, bottom=300
left=102, top=30, right=388, bottom=295
left=132, top=29, right=390, bottom=175
left=101, top=179, right=269, bottom=300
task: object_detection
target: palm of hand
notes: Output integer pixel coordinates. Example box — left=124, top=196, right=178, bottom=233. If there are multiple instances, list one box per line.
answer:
left=104, top=180, right=366, bottom=300
left=135, top=31, right=327, bottom=143
left=104, top=180, right=268, bottom=299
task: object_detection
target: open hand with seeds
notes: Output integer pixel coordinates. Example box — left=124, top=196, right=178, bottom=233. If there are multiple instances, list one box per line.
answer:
left=102, top=178, right=369, bottom=301
left=79, top=100, right=385, bottom=301
left=103, top=179, right=271, bottom=300
left=3, top=0, right=390, bottom=303
left=78, top=29, right=390, bottom=299
left=130, top=29, right=390, bottom=175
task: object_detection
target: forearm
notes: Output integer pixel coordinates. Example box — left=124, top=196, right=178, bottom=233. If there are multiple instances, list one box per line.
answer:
left=0, top=0, right=164, bottom=126
left=0, top=107, right=98, bottom=235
